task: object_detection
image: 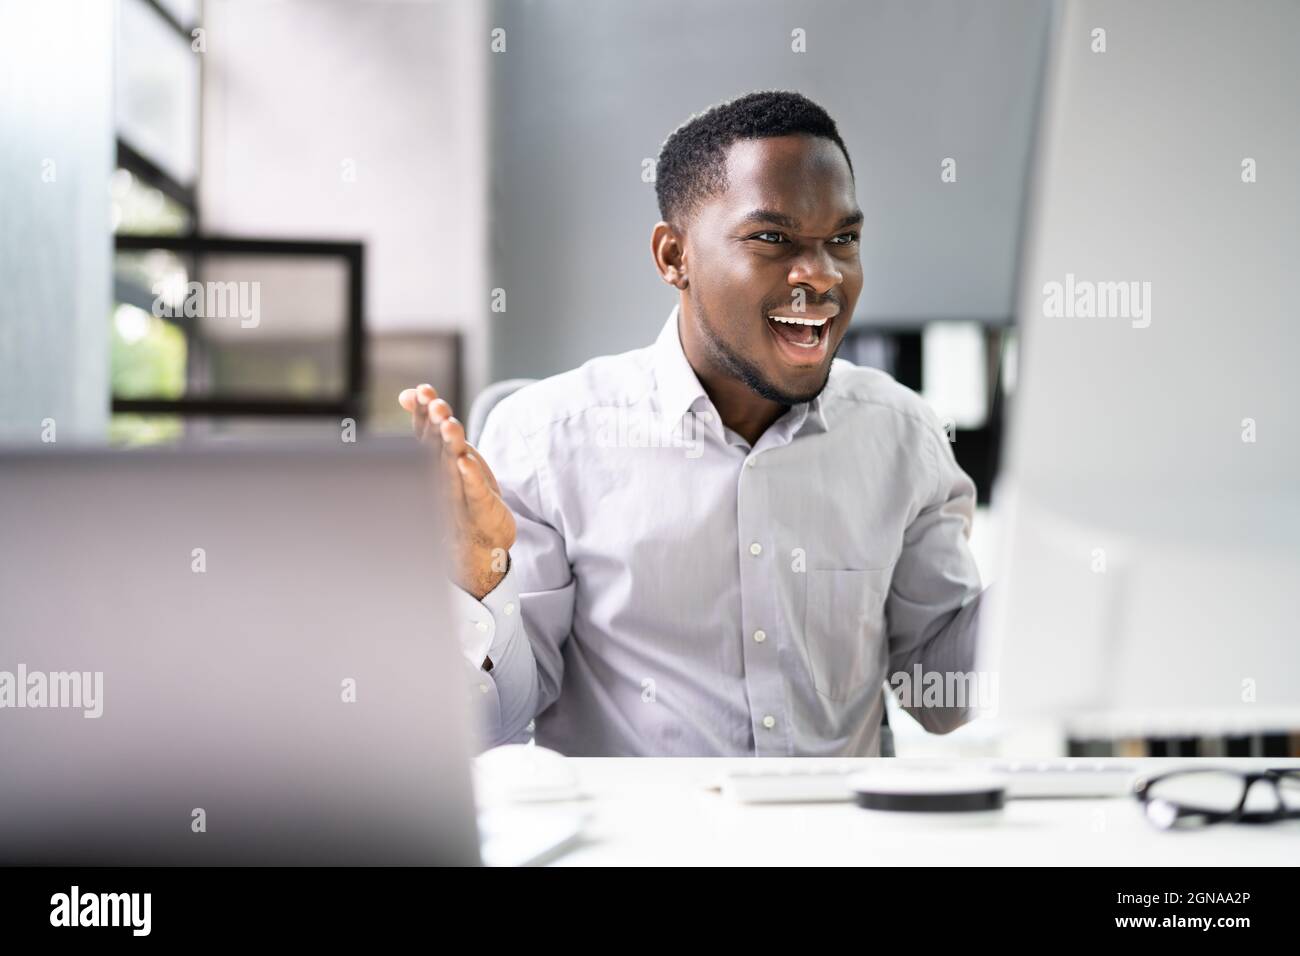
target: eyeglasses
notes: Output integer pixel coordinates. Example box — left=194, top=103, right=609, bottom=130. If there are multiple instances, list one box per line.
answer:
left=1133, top=767, right=1300, bottom=830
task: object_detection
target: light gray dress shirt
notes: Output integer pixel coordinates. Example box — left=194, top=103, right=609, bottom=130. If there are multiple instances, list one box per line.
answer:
left=449, top=304, right=985, bottom=756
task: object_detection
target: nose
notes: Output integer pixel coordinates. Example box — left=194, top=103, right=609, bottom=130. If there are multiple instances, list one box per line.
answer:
left=787, top=248, right=842, bottom=299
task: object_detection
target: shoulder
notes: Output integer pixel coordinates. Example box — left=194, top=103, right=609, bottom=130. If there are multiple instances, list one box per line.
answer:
left=822, top=357, right=945, bottom=436
left=482, top=343, right=655, bottom=442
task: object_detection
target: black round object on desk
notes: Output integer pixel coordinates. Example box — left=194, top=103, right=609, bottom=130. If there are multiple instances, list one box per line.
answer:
left=848, top=772, right=1006, bottom=813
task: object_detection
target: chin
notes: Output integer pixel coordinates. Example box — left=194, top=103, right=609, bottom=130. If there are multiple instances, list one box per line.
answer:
left=751, top=364, right=833, bottom=406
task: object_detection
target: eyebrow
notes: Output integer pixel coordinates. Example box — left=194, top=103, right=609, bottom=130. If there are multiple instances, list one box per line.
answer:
left=735, top=208, right=864, bottom=233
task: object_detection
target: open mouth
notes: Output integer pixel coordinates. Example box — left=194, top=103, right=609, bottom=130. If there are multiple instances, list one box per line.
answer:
left=765, top=311, right=835, bottom=364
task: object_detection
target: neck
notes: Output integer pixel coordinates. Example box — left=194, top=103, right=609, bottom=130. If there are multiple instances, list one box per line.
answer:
left=677, top=300, right=787, bottom=446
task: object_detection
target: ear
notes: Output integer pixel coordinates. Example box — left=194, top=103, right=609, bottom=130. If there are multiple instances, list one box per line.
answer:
left=651, top=221, right=689, bottom=290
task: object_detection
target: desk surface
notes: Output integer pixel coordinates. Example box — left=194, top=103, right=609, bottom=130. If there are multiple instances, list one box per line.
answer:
left=533, top=758, right=1300, bottom=866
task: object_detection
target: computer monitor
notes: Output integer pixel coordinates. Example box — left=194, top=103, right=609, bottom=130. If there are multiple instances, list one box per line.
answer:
left=0, top=440, right=483, bottom=864
left=979, top=0, right=1300, bottom=746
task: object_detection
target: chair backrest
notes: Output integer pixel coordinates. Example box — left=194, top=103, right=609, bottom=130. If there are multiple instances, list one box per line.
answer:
left=465, top=376, right=896, bottom=757
left=465, top=378, right=537, bottom=446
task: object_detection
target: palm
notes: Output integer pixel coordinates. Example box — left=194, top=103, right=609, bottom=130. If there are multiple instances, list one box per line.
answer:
left=399, top=384, right=517, bottom=598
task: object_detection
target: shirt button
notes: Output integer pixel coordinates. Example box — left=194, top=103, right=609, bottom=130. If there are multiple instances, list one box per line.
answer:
left=762, top=715, right=776, bottom=729
left=753, top=629, right=767, bottom=643
left=478, top=684, right=489, bottom=694
left=749, top=542, right=762, bottom=556
left=504, top=602, right=515, bottom=616
left=746, top=457, right=756, bottom=468
left=475, top=621, right=489, bottom=633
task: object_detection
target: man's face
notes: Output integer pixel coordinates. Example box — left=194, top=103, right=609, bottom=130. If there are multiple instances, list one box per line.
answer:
left=683, top=134, right=863, bottom=405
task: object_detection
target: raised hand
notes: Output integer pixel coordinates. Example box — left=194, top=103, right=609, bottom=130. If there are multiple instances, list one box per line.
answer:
left=398, top=384, right=517, bottom=600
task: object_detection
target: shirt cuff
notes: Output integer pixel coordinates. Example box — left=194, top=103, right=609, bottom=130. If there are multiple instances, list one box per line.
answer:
left=446, top=556, right=522, bottom=669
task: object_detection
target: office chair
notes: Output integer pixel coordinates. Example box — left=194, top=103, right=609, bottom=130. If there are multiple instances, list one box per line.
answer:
left=465, top=379, right=896, bottom=758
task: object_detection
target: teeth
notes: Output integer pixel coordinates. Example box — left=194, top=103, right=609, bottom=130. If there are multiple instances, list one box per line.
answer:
left=768, top=315, right=829, bottom=326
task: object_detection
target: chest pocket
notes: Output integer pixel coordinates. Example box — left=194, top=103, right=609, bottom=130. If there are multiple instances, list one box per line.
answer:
left=801, top=566, right=892, bottom=701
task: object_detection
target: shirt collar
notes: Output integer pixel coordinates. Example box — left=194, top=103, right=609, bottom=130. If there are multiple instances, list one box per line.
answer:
left=806, top=381, right=831, bottom=434
left=651, top=303, right=711, bottom=431
left=651, top=302, right=831, bottom=438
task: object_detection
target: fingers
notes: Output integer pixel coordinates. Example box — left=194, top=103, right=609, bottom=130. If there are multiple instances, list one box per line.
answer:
left=425, top=397, right=453, bottom=431
left=428, top=409, right=466, bottom=509
left=437, top=415, right=473, bottom=508
left=435, top=416, right=500, bottom=506
left=437, top=412, right=468, bottom=457
left=400, top=384, right=442, bottom=441
left=395, top=386, right=494, bottom=510
left=456, top=450, right=494, bottom=502
left=397, top=383, right=437, bottom=412
left=426, top=399, right=463, bottom=469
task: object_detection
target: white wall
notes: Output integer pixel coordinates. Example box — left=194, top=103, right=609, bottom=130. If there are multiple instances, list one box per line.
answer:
left=199, top=0, right=490, bottom=397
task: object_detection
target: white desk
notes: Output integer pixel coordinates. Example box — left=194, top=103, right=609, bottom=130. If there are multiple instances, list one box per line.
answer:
left=529, top=758, right=1300, bottom=866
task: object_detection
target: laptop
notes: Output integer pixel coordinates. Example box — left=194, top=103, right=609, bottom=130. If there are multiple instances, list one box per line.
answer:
left=0, top=439, right=492, bottom=865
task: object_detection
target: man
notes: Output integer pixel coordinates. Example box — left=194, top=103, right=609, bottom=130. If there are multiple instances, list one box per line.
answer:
left=399, top=91, right=985, bottom=756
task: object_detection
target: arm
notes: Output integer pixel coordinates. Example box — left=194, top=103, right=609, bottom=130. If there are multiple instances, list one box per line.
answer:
left=885, top=418, right=987, bottom=734
left=398, top=384, right=573, bottom=750
left=446, top=407, right=575, bottom=748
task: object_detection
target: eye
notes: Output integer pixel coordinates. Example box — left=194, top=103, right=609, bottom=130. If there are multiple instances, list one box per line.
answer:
left=829, top=232, right=860, bottom=245
left=749, top=231, right=787, bottom=244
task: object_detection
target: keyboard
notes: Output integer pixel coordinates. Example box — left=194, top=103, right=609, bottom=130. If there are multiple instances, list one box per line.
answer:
left=718, top=761, right=1141, bottom=804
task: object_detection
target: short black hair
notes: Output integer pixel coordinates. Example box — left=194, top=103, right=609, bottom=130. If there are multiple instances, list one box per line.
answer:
left=654, top=90, right=854, bottom=228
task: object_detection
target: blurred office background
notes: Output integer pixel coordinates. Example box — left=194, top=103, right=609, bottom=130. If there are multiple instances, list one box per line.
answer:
left=3, top=0, right=1294, bottom=756
left=0, top=0, right=1035, bottom=544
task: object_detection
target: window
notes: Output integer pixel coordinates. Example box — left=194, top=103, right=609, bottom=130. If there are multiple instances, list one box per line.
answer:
left=111, top=0, right=367, bottom=445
